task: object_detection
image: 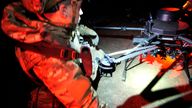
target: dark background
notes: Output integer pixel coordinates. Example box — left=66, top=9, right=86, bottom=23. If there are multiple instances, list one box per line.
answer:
left=0, top=0, right=188, bottom=107
left=0, top=1, right=36, bottom=107
left=80, top=0, right=186, bottom=26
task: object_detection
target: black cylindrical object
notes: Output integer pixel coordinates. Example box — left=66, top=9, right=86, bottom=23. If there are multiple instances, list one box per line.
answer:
left=156, top=7, right=181, bottom=22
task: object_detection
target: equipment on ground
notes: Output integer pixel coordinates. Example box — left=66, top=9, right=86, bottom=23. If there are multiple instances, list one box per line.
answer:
left=96, top=7, right=192, bottom=85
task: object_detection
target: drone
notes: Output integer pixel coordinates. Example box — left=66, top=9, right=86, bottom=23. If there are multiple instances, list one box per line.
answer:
left=96, top=7, right=192, bottom=85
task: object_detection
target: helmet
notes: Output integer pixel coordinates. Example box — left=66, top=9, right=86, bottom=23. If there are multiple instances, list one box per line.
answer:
left=21, top=0, right=63, bottom=14
left=21, top=0, right=82, bottom=28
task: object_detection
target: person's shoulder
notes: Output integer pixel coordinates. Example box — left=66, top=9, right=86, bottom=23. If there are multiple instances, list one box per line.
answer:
left=2, top=1, right=23, bottom=10
left=1, top=1, right=26, bottom=22
left=1, top=0, right=19, bottom=8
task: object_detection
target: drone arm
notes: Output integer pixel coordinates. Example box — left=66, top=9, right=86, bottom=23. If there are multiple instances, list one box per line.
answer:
left=178, top=35, right=192, bottom=44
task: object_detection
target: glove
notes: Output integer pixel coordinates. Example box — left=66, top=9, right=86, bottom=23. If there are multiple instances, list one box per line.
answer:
left=77, top=24, right=99, bottom=46
left=69, top=29, right=82, bottom=53
left=90, top=47, right=105, bottom=80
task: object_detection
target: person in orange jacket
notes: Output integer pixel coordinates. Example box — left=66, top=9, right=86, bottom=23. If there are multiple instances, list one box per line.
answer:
left=1, top=0, right=106, bottom=107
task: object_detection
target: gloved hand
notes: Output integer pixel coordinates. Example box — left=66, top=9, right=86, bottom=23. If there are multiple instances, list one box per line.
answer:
left=90, top=47, right=105, bottom=80
left=69, top=24, right=105, bottom=81
left=69, top=29, right=83, bottom=53
left=77, top=24, right=99, bottom=46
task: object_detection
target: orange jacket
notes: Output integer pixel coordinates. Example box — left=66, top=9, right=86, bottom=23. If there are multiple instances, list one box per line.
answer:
left=1, top=2, right=99, bottom=108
